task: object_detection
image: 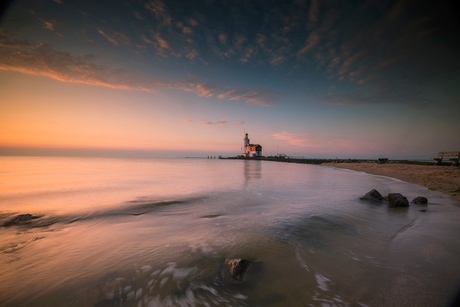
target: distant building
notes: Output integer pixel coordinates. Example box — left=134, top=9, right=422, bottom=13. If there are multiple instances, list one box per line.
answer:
left=242, top=133, right=262, bottom=157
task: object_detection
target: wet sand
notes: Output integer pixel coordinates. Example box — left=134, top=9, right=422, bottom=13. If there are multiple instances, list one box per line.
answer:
left=323, top=162, right=460, bottom=202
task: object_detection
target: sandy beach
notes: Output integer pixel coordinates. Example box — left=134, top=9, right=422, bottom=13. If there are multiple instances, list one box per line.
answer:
left=324, top=162, right=460, bottom=203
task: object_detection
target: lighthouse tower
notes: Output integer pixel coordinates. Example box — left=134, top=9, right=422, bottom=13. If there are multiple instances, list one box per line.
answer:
left=244, top=133, right=250, bottom=148
left=243, top=133, right=250, bottom=156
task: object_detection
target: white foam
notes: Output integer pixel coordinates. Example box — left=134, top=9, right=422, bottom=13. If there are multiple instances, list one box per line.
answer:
left=315, top=273, right=331, bottom=291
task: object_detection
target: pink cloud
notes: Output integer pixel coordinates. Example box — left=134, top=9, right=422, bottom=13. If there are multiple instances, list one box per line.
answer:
left=182, top=27, right=193, bottom=35
left=200, top=120, right=227, bottom=125
left=181, top=83, right=214, bottom=97
left=0, top=31, right=216, bottom=98
left=97, top=28, right=131, bottom=46
left=297, top=31, right=320, bottom=55
left=153, top=32, right=171, bottom=50
left=270, top=55, right=285, bottom=66
left=217, top=89, right=276, bottom=107
left=272, top=131, right=376, bottom=155
left=218, top=32, right=227, bottom=45
left=144, top=0, right=172, bottom=26
left=0, top=33, right=151, bottom=92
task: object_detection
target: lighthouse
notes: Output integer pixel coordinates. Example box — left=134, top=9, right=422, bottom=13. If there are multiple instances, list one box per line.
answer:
left=242, top=133, right=262, bottom=157
left=244, top=133, right=250, bottom=148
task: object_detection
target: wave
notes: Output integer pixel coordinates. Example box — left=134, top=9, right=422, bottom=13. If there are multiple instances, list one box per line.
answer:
left=1, top=196, right=205, bottom=228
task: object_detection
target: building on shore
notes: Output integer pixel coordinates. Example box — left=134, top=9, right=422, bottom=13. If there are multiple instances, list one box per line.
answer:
left=242, top=133, right=262, bottom=157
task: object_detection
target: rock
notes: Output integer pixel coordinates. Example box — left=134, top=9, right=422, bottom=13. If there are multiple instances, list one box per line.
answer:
left=411, top=196, right=428, bottom=204
left=225, top=258, right=251, bottom=281
left=4, top=214, right=38, bottom=226
left=360, top=189, right=383, bottom=201
left=388, top=193, right=409, bottom=208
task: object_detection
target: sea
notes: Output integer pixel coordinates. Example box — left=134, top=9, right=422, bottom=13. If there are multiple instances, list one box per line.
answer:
left=1, top=156, right=460, bottom=307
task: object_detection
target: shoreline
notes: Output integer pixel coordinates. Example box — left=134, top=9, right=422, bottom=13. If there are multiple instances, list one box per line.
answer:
left=323, top=162, right=460, bottom=202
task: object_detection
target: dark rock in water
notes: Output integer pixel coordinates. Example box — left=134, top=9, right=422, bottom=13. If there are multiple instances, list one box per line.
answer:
left=225, top=258, right=251, bottom=281
left=4, top=214, right=39, bottom=226
left=412, top=196, right=428, bottom=204
left=388, top=193, right=409, bottom=208
left=360, top=189, right=383, bottom=201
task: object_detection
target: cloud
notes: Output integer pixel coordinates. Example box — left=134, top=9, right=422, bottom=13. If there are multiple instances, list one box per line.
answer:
left=217, top=89, right=277, bottom=106
left=201, top=120, right=227, bottom=125
left=0, top=32, right=150, bottom=91
left=297, top=31, right=321, bottom=55
left=187, top=18, right=198, bottom=27
left=42, top=20, right=57, bottom=32
left=235, top=120, right=245, bottom=125
left=318, top=89, right=430, bottom=106
left=144, top=0, right=172, bottom=26
left=183, top=119, right=231, bottom=126
left=218, top=32, right=227, bottom=45
left=270, top=55, right=285, bottom=66
left=272, top=131, right=375, bottom=154
left=0, top=31, right=220, bottom=99
left=40, top=19, right=63, bottom=37
left=308, top=0, right=320, bottom=25
left=153, top=32, right=171, bottom=50
left=182, top=27, right=193, bottom=35
left=180, top=83, right=214, bottom=97
left=185, top=48, right=199, bottom=59
left=97, top=28, right=131, bottom=46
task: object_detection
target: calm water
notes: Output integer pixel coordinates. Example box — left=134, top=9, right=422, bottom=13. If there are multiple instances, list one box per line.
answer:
left=1, top=157, right=460, bottom=306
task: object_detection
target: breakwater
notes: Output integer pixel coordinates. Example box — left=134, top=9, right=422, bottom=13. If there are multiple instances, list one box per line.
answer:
left=221, top=156, right=373, bottom=165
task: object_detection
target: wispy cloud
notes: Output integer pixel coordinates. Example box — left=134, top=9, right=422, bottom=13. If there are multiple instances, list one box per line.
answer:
left=308, top=0, right=320, bottom=26
left=182, top=83, right=215, bottom=97
left=201, top=120, right=227, bottom=125
left=0, top=31, right=149, bottom=91
left=97, top=28, right=131, bottom=46
left=40, top=18, right=63, bottom=37
left=217, top=89, right=277, bottom=107
left=297, top=31, right=320, bottom=55
left=42, top=19, right=57, bottom=32
left=144, top=0, right=171, bottom=26
left=272, top=131, right=376, bottom=154
left=184, top=119, right=245, bottom=126
left=183, top=119, right=227, bottom=125
left=0, top=41, right=279, bottom=109
left=0, top=31, right=217, bottom=97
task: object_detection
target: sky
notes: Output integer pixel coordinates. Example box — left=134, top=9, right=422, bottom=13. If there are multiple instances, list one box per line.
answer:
left=0, top=0, right=459, bottom=159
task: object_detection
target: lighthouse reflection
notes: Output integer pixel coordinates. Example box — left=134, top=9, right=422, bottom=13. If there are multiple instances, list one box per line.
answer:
left=243, top=159, right=261, bottom=185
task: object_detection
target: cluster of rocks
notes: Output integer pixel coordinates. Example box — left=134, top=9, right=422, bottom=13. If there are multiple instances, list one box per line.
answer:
left=360, top=189, right=428, bottom=208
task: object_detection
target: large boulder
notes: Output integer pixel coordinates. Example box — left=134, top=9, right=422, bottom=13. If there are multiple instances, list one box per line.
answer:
left=225, top=258, right=251, bottom=281
left=411, top=196, right=428, bottom=204
left=360, top=189, right=383, bottom=201
left=388, top=193, right=409, bottom=208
